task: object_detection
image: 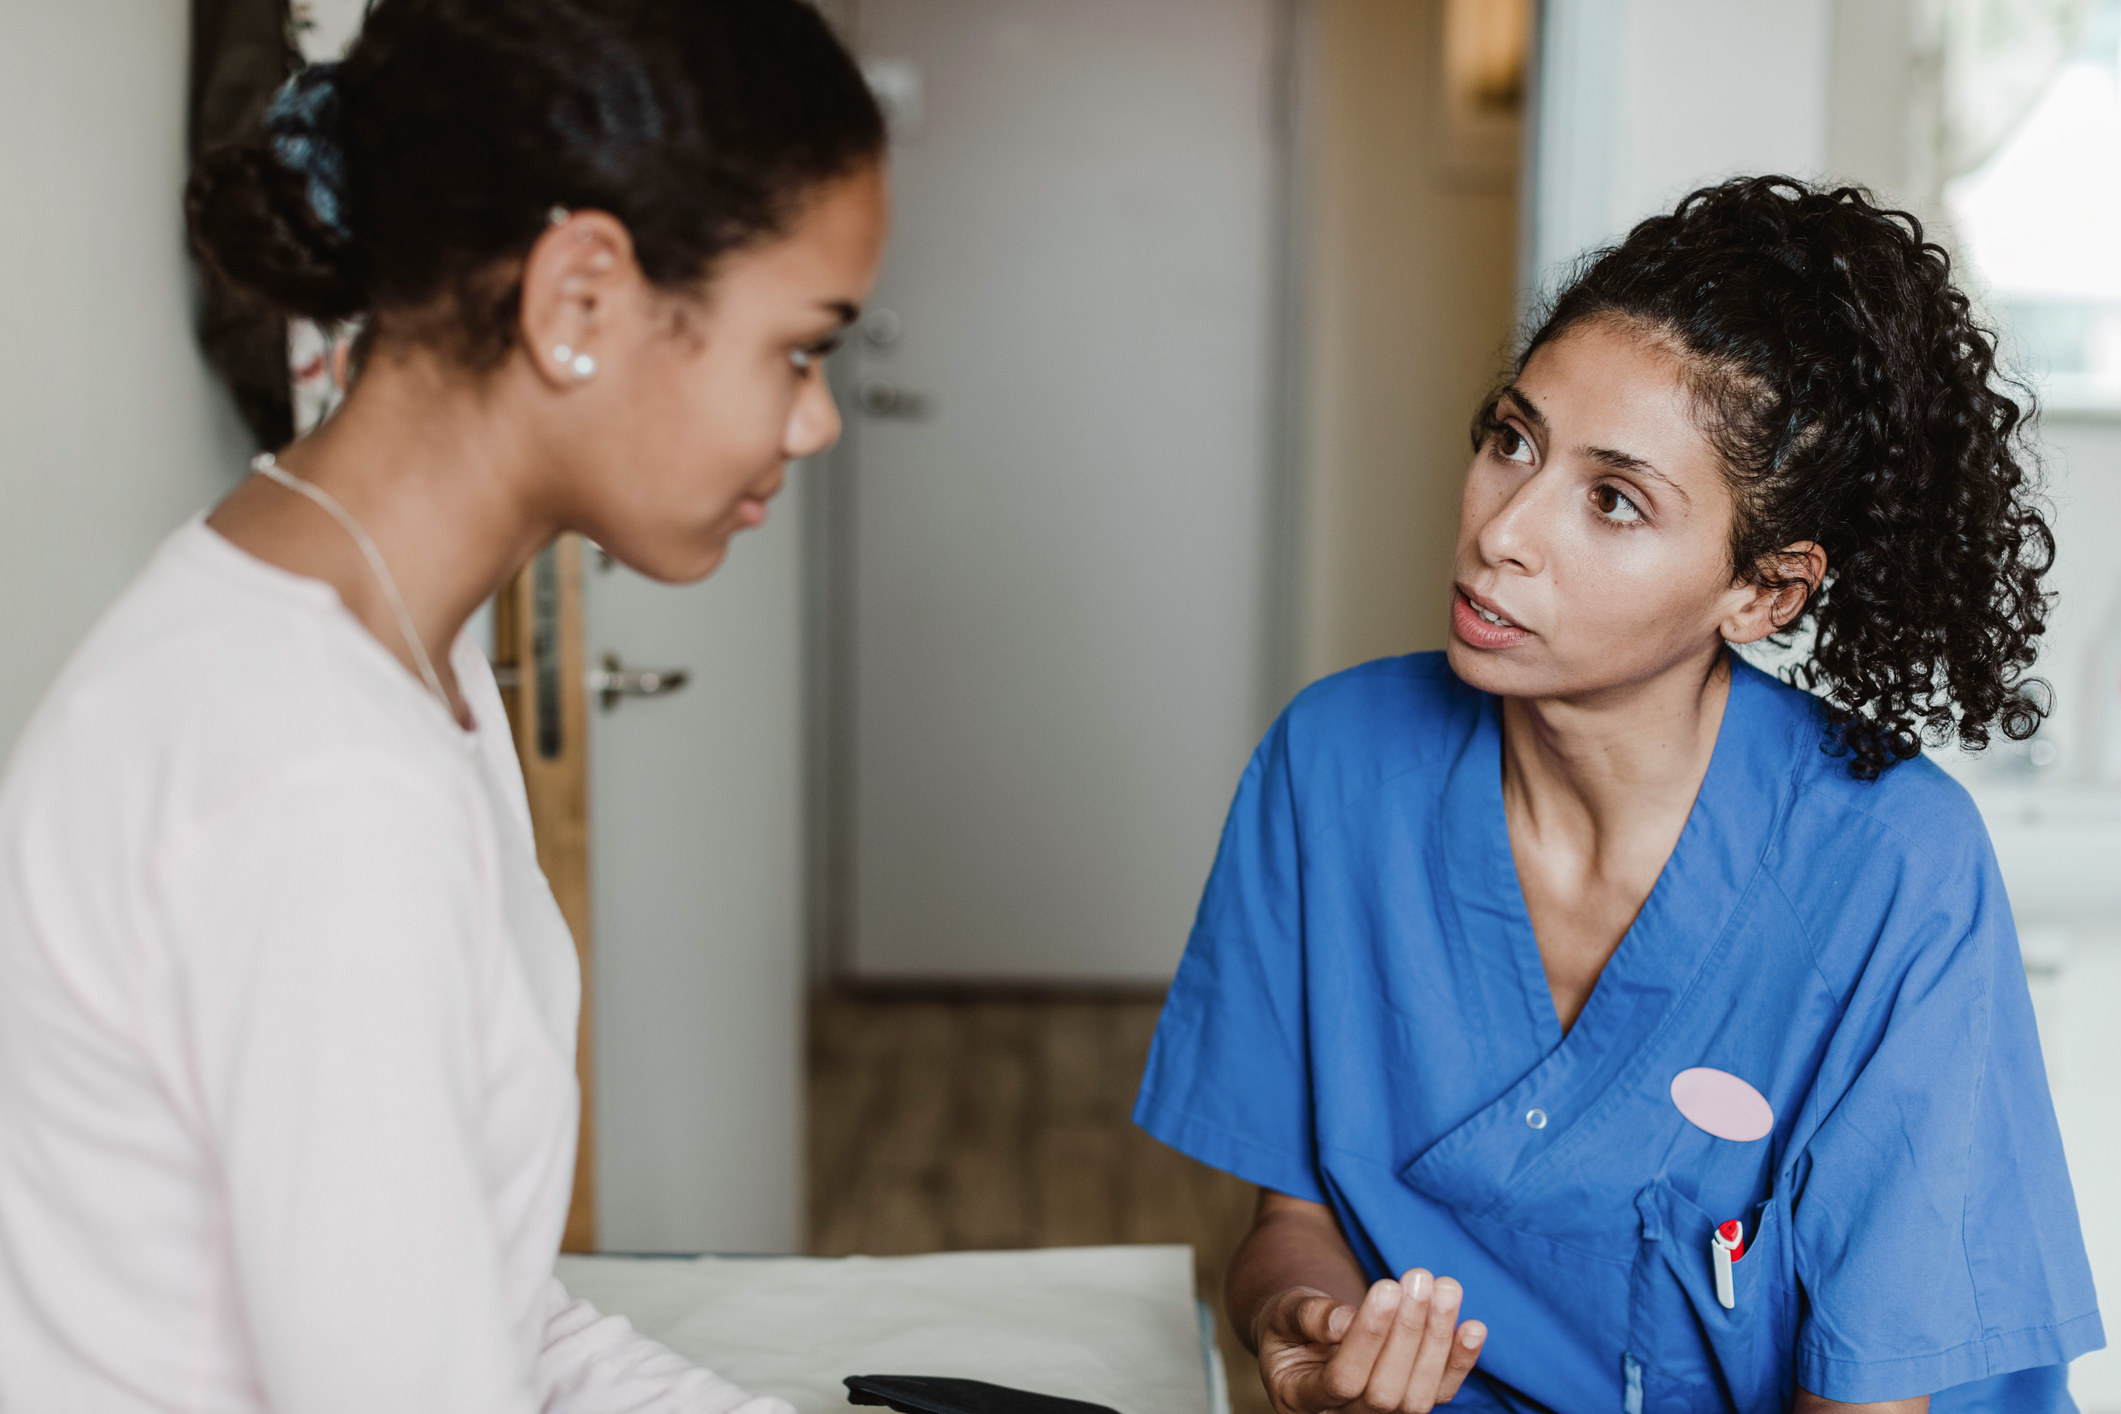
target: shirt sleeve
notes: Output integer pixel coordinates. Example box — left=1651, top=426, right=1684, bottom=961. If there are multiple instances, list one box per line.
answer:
left=534, top=1278, right=794, bottom=1414
left=1791, top=848, right=2104, bottom=1402
left=1132, top=713, right=1324, bottom=1202
left=174, top=752, right=537, bottom=1414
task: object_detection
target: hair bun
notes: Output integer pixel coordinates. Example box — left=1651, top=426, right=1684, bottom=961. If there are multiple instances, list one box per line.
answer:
left=184, top=0, right=885, bottom=364
left=186, top=65, right=363, bottom=322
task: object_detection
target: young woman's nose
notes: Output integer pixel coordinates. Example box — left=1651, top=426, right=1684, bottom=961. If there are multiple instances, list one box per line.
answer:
left=783, top=373, right=843, bottom=462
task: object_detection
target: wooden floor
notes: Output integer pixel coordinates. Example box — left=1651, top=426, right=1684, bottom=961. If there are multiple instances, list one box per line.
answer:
left=806, top=989, right=1273, bottom=1414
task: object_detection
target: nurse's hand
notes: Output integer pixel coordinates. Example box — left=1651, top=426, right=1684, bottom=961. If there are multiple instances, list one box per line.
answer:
left=1252, top=1272, right=1486, bottom=1412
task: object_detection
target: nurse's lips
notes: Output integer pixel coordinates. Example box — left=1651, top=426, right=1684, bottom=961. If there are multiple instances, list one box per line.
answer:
left=1452, top=585, right=1532, bottom=649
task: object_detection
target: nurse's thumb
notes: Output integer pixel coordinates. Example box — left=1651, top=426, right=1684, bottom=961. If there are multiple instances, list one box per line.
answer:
left=1291, top=1292, right=1352, bottom=1345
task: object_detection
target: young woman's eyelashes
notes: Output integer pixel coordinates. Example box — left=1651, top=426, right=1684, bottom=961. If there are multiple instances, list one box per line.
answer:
left=787, top=334, right=843, bottom=375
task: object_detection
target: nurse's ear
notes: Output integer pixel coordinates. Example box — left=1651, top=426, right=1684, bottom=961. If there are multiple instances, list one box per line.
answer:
left=1718, top=541, right=1827, bottom=646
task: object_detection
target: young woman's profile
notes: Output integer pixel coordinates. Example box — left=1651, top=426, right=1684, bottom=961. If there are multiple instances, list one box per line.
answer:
left=1138, top=178, right=2100, bottom=1413
left=0, top=1, right=885, bottom=1409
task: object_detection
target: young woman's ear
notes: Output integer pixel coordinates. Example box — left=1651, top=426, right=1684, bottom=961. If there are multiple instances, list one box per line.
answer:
left=518, top=209, right=635, bottom=390
left=1720, top=542, right=1827, bottom=646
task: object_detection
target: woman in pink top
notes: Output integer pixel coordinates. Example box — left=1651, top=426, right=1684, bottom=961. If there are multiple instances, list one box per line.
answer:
left=0, top=1, right=887, bottom=1409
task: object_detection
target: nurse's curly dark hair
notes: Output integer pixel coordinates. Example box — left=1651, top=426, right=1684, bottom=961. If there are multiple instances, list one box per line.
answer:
left=1507, top=176, right=2054, bottom=780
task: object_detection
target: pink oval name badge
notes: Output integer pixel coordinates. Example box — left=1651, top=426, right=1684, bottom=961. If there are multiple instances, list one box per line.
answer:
left=1670, top=1067, right=1774, bottom=1142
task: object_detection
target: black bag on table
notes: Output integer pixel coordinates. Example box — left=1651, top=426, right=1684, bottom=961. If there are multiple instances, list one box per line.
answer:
left=844, top=1374, right=1122, bottom=1414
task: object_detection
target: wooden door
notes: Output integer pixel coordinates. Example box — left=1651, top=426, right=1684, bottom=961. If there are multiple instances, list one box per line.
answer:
left=492, top=535, right=597, bottom=1252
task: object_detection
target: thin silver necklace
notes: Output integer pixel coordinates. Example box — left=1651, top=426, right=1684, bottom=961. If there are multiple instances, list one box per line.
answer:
left=249, top=452, right=453, bottom=715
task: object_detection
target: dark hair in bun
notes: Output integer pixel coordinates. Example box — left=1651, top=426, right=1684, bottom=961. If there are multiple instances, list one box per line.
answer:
left=186, top=0, right=885, bottom=364
left=1491, top=176, right=2054, bottom=780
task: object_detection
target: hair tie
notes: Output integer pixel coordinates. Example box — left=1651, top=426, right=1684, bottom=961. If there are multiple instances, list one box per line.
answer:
left=266, top=63, right=351, bottom=237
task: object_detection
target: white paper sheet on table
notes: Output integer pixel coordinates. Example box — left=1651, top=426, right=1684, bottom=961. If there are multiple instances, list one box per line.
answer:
left=555, top=1244, right=1215, bottom=1414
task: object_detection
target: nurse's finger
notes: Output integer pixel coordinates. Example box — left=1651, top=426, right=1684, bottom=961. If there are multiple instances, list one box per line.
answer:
left=1312, top=1280, right=1400, bottom=1408
left=1396, top=1274, right=1463, bottom=1411
left=1432, top=1321, right=1485, bottom=1404
left=1355, top=1268, right=1436, bottom=1409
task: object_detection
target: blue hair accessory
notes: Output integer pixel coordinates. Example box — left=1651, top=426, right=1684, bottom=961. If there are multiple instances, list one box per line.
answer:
left=266, top=63, right=351, bottom=237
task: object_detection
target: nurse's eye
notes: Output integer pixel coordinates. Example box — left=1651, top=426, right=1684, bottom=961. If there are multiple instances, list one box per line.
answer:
left=1490, top=422, right=1535, bottom=466
left=1591, top=483, right=1645, bottom=524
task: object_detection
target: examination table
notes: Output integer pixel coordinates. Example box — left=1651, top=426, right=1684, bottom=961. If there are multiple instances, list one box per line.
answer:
left=555, top=1244, right=1231, bottom=1414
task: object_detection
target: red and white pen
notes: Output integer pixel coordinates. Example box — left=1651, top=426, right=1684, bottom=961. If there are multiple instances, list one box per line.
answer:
left=1712, top=1219, right=1746, bottom=1310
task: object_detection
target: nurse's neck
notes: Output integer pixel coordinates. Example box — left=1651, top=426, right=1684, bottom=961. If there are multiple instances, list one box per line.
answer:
left=1498, top=650, right=1732, bottom=1034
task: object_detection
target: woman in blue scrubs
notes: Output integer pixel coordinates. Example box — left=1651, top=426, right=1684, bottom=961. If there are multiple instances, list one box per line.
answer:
left=1136, top=177, right=2100, bottom=1414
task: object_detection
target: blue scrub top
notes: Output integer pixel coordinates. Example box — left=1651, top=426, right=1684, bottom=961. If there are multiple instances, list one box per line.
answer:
left=1136, top=653, right=2102, bottom=1413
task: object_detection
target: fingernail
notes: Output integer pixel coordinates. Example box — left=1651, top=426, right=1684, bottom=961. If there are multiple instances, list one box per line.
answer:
left=1406, top=1271, right=1431, bottom=1301
left=1372, top=1280, right=1401, bottom=1306
left=1463, top=1325, right=1485, bottom=1348
left=1328, top=1305, right=1353, bottom=1338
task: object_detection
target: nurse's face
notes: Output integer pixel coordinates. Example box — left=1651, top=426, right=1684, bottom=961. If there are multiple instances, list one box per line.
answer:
left=1446, top=319, right=1772, bottom=701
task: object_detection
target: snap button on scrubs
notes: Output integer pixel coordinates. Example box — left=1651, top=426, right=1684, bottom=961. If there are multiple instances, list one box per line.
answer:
left=1135, top=653, right=2103, bottom=1413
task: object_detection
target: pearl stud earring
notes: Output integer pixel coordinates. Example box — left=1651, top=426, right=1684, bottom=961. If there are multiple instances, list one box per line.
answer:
left=554, top=344, right=596, bottom=381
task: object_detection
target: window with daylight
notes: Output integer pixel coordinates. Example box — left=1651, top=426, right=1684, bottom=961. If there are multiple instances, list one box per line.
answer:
left=1947, top=0, right=2121, bottom=412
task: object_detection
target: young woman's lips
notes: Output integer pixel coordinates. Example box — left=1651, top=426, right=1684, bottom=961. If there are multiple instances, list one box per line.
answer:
left=1452, top=587, right=1533, bottom=649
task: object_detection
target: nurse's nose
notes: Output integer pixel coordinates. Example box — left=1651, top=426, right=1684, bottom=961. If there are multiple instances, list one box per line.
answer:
left=1474, top=467, right=1549, bottom=578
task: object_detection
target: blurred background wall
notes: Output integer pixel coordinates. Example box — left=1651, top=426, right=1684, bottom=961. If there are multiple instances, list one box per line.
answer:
left=1529, top=0, right=1835, bottom=287
left=0, top=0, right=251, bottom=748
left=1291, top=0, right=1521, bottom=683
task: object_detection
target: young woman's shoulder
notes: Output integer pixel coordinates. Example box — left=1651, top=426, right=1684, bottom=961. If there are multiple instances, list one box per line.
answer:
left=6, top=522, right=473, bottom=827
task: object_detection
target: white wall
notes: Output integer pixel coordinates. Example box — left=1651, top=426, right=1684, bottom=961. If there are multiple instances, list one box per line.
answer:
left=1292, top=0, right=1522, bottom=684
left=2023, top=418, right=2121, bottom=774
left=1529, top=0, right=1835, bottom=295
left=840, top=0, right=1276, bottom=982
left=0, top=1, right=251, bottom=752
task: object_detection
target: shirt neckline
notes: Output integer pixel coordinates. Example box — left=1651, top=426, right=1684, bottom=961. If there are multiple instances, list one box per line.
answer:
left=179, top=514, right=484, bottom=746
left=1445, top=653, right=1797, bottom=1058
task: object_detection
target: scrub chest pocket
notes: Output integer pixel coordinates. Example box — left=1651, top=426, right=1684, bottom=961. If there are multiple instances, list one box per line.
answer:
left=1625, top=1180, right=1795, bottom=1414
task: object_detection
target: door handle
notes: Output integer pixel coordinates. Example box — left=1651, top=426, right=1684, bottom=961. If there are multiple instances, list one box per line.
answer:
left=586, top=653, right=690, bottom=711
left=492, top=653, right=690, bottom=712
left=858, top=379, right=932, bottom=419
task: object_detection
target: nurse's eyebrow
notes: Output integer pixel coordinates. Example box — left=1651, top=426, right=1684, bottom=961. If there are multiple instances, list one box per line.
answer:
left=1498, top=385, right=1546, bottom=429
left=821, top=299, right=861, bottom=326
left=1582, top=444, right=1692, bottom=506
left=1500, top=385, right=1691, bottom=506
